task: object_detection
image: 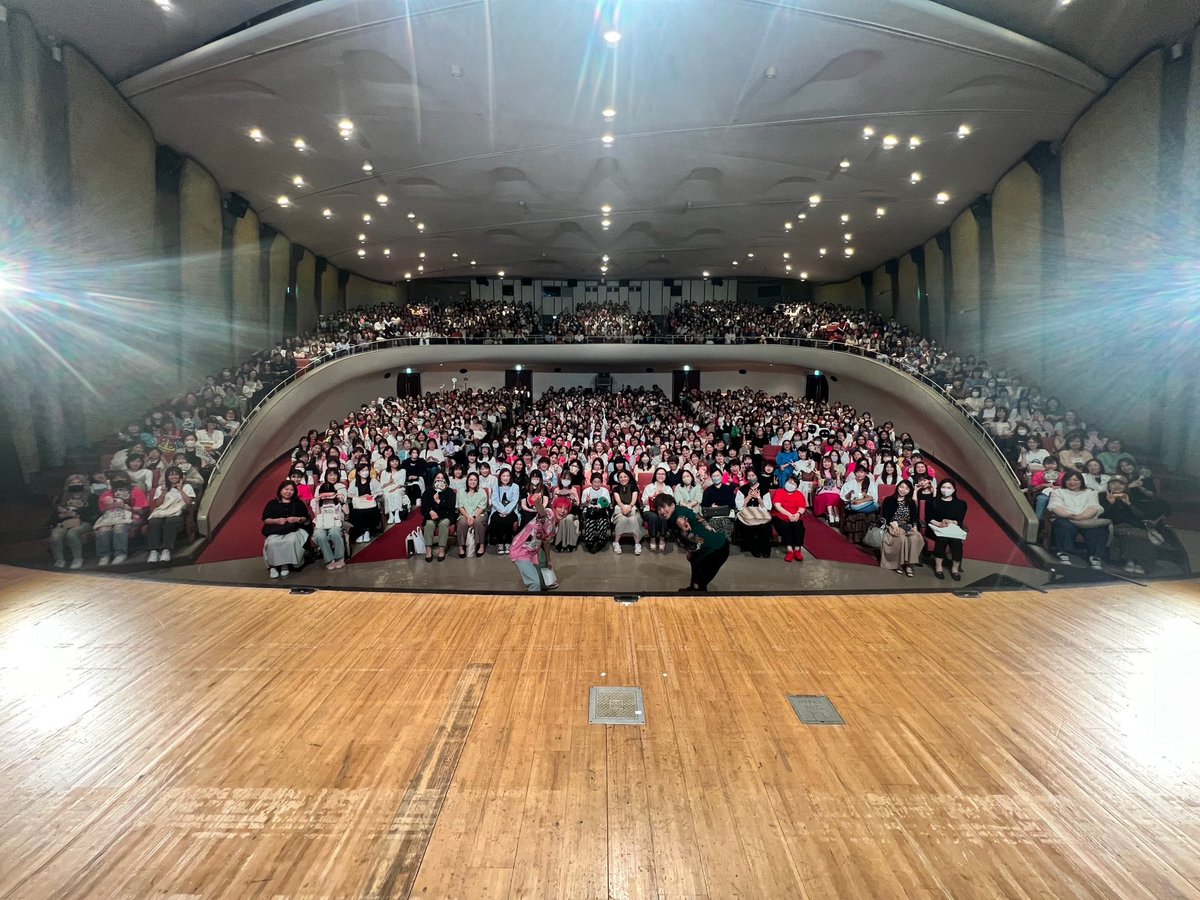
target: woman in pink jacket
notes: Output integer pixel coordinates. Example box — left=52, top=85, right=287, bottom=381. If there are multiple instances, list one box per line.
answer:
left=510, top=502, right=567, bottom=591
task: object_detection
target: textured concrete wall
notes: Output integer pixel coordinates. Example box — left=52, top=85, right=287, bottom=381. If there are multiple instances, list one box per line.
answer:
left=924, top=237, right=946, bottom=346
left=346, top=275, right=400, bottom=309
left=868, top=265, right=890, bottom=317
left=320, top=264, right=340, bottom=318
left=897, top=255, right=919, bottom=334
left=948, top=210, right=980, bottom=357
left=295, top=250, right=318, bottom=335
left=179, top=160, right=227, bottom=379
left=813, top=279, right=864, bottom=309
left=231, top=210, right=264, bottom=362
left=990, top=162, right=1044, bottom=380
left=267, top=234, right=291, bottom=347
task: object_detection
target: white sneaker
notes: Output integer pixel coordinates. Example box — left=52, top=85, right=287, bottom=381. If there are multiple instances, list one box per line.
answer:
left=97, top=556, right=111, bottom=567
left=1056, top=553, right=1072, bottom=564
left=1088, top=557, right=1103, bottom=570
left=1124, top=561, right=1146, bottom=575
left=112, top=554, right=127, bottom=565
left=147, top=550, right=160, bottom=563
left=160, top=549, right=171, bottom=562
left=634, top=543, right=643, bottom=555
left=69, top=559, right=83, bottom=570
left=613, top=542, right=622, bottom=554
left=269, top=567, right=280, bottom=578
left=53, top=560, right=66, bottom=569
left=279, top=566, right=290, bottom=577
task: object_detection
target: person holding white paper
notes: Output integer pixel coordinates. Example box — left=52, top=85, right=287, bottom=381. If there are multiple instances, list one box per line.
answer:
left=926, top=480, right=968, bottom=581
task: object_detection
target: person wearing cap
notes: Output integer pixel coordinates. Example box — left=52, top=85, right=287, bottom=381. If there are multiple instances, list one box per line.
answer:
left=49, top=474, right=99, bottom=569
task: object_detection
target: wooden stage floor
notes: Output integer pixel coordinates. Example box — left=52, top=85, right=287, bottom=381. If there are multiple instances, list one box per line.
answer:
left=1, top=565, right=1198, bottom=899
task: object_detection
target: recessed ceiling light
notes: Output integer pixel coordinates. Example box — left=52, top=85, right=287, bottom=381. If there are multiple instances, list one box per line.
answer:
left=957, top=124, right=972, bottom=139
left=819, top=247, right=827, bottom=256
left=322, top=208, right=333, bottom=219
left=154, top=0, right=172, bottom=10
left=600, top=204, right=612, bottom=214
left=470, top=260, right=477, bottom=266
left=936, top=191, right=950, bottom=204
left=785, top=264, right=793, bottom=272
left=910, top=171, right=923, bottom=184
left=1058, top=0, right=1072, bottom=6
left=882, top=134, right=899, bottom=149
left=909, top=136, right=922, bottom=149
left=797, top=212, right=807, bottom=220
left=358, top=233, right=367, bottom=242
left=498, top=270, right=506, bottom=277
left=782, top=252, right=790, bottom=259
left=603, top=30, right=621, bottom=44
left=600, top=265, right=609, bottom=273
left=839, top=158, right=851, bottom=169
left=417, top=265, right=424, bottom=272
left=601, top=254, right=610, bottom=262
left=702, top=271, right=710, bottom=278
left=602, top=107, right=616, bottom=119
left=376, top=194, right=389, bottom=206
left=840, top=213, right=851, bottom=223
left=784, top=221, right=793, bottom=230
left=417, top=223, right=425, bottom=231
left=843, top=232, right=853, bottom=242
left=249, top=128, right=264, bottom=142
left=876, top=206, right=887, bottom=217
left=362, top=213, right=372, bottom=223
left=747, top=252, right=754, bottom=258
left=601, top=134, right=615, bottom=146
left=764, top=66, right=777, bottom=79
left=383, top=248, right=391, bottom=256
left=357, top=249, right=366, bottom=257
left=418, top=251, right=426, bottom=259
left=340, top=130, right=353, bottom=141
left=844, top=247, right=855, bottom=257
left=292, top=175, right=305, bottom=187
left=277, top=195, right=290, bottom=207
left=293, top=138, right=307, bottom=152
left=450, top=64, right=463, bottom=77
left=799, top=271, right=808, bottom=280
left=362, top=160, right=373, bottom=172
left=406, top=211, right=416, bottom=219
left=808, top=193, right=822, bottom=206
left=451, top=252, right=459, bottom=258
left=338, top=118, right=354, bottom=131
left=732, top=260, right=738, bottom=266
left=862, top=126, right=876, bottom=139
left=405, top=272, right=412, bottom=279
left=600, top=218, right=612, bottom=227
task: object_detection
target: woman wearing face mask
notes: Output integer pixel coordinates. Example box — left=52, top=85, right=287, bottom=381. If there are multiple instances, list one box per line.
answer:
left=145, top=466, right=195, bottom=563
left=261, top=480, right=310, bottom=578
left=347, top=463, right=382, bottom=544
left=50, top=474, right=99, bottom=569
left=93, top=472, right=149, bottom=566
left=769, top=476, right=807, bottom=561
left=925, top=480, right=968, bottom=580
left=419, top=473, right=457, bottom=562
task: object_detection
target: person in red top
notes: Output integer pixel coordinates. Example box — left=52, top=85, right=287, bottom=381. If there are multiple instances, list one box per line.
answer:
left=770, top=475, right=808, bottom=562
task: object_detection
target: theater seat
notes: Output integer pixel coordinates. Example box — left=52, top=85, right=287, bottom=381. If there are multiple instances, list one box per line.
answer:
left=636, top=472, right=652, bottom=492
left=763, top=445, right=780, bottom=464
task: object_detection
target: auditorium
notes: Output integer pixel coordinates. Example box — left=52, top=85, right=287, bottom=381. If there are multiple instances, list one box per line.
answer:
left=1, top=0, right=1199, bottom=895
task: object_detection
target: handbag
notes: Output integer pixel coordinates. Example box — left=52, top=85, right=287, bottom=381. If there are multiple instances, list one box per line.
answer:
left=736, top=505, right=771, bottom=526
left=1144, top=520, right=1165, bottom=546
left=863, top=523, right=884, bottom=549
left=539, top=566, right=558, bottom=588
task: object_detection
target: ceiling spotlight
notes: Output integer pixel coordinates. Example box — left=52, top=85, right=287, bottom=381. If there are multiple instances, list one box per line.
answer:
left=362, top=213, right=372, bottom=223
left=600, top=204, right=612, bottom=214
left=339, top=130, right=353, bottom=141
left=451, top=252, right=459, bottom=258
left=293, top=138, right=307, bottom=152
left=784, top=221, right=793, bottom=230
left=383, top=248, right=391, bottom=256
left=843, top=232, right=853, bottom=242
left=470, top=260, right=477, bottom=266
left=957, top=124, right=972, bottom=139
left=358, top=233, right=367, bottom=242
left=417, top=223, right=425, bottom=231
left=338, top=118, right=354, bottom=132
left=601, top=254, right=610, bottom=262
left=417, top=265, right=424, bottom=272
left=799, top=271, right=809, bottom=280
left=601, top=134, right=615, bottom=147
left=764, top=66, right=777, bottom=79
left=785, top=264, right=793, bottom=272
left=839, top=158, right=851, bottom=170
left=844, top=247, right=856, bottom=257
left=797, top=212, right=807, bottom=220
left=418, top=251, right=426, bottom=259
left=747, top=252, right=754, bottom=258
left=249, top=128, right=264, bottom=142
left=600, top=218, right=612, bottom=227
left=808, top=193, right=822, bottom=206
left=277, top=195, right=290, bottom=207
left=702, top=271, right=710, bottom=278
left=876, top=206, right=887, bottom=218
left=602, top=107, right=616, bottom=120
left=322, top=208, right=333, bottom=219
left=910, top=171, right=923, bottom=184
left=909, top=136, right=922, bottom=149
left=732, top=261, right=739, bottom=266
left=498, top=270, right=506, bottom=277
left=882, top=134, right=899, bottom=149
left=405, top=272, right=412, bottom=279
left=406, top=211, right=416, bottom=219
left=357, top=249, right=366, bottom=257
left=782, top=252, right=790, bottom=259
left=840, top=213, right=851, bottom=223
left=291, top=175, right=305, bottom=187
left=936, top=191, right=950, bottom=204
left=600, top=265, right=609, bottom=273
left=603, top=29, right=621, bottom=44
left=154, top=0, right=172, bottom=10
left=819, top=247, right=827, bottom=257
left=376, top=194, right=389, bottom=206
left=362, top=160, right=374, bottom=172
left=862, top=126, right=875, bottom=139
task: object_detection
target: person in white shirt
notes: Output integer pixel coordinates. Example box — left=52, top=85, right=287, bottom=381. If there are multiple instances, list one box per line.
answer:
left=640, top=467, right=674, bottom=552
left=1047, top=472, right=1108, bottom=568
left=145, top=466, right=195, bottom=562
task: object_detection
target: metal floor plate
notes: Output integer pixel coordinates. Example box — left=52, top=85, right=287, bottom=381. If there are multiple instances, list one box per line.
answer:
left=788, top=694, right=845, bottom=725
left=589, top=686, right=645, bottom=725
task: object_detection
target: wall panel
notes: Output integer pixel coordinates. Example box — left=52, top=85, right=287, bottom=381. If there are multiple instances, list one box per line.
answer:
left=948, top=211, right=980, bottom=357
left=990, top=162, right=1044, bottom=380
left=924, top=237, right=946, bottom=346
left=897, top=256, right=919, bottom=333
left=296, top=250, right=317, bottom=335
left=267, top=234, right=290, bottom=347
left=813, top=279, right=864, bottom=309
left=346, top=274, right=400, bottom=309
left=179, top=160, right=227, bottom=379
left=868, top=265, right=891, bottom=317
left=320, top=263, right=340, bottom=318
left=231, top=209, right=263, bottom=362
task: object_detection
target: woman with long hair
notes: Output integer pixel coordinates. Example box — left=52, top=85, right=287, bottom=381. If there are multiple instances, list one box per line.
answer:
left=879, top=480, right=923, bottom=577
left=261, top=480, right=310, bottom=578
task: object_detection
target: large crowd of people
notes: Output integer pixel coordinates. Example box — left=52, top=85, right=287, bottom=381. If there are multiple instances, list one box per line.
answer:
left=45, top=293, right=1185, bottom=581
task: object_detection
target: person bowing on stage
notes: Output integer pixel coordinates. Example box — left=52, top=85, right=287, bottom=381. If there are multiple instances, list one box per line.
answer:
left=655, top=493, right=729, bottom=593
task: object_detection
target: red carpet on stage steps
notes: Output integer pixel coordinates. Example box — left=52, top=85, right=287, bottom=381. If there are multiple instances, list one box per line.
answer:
left=197, top=458, right=294, bottom=564
left=348, top=512, right=419, bottom=563
left=802, top=518, right=878, bottom=565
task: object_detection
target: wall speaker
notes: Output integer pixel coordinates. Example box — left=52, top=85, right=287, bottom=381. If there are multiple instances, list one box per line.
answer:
left=520, top=277, right=533, bottom=287
left=475, top=276, right=488, bottom=286
left=566, top=279, right=578, bottom=288
left=226, top=193, right=250, bottom=219
left=712, top=277, right=724, bottom=287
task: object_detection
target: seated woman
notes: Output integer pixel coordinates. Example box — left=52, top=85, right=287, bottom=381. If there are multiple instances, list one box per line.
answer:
left=379, top=455, right=409, bottom=524
left=734, top=469, right=773, bottom=558
left=489, top=467, right=520, bottom=554
left=640, top=467, right=675, bottom=552
left=769, top=476, right=807, bottom=562
left=93, top=472, right=149, bottom=566
left=1114, top=458, right=1171, bottom=521
left=700, top=468, right=737, bottom=541
left=347, top=463, right=382, bottom=544
left=925, top=479, right=968, bottom=581
left=1100, top=475, right=1157, bottom=576
left=311, top=471, right=348, bottom=569
left=610, top=469, right=643, bottom=554
left=261, top=479, right=311, bottom=578
left=774, top=440, right=799, bottom=487
left=145, top=466, right=196, bottom=563
left=812, top=461, right=844, bottom=525
left=579, top=472, right=614, bottom=553
left=551, top=473, right=581, bottom=551
left=288, top=466, right=315, bottom=504
left=840, top=468, right=879, bottom=515
left=49, top=474, right=99, bottom=569
left=1029, top=456, right=1065, bottom=519
left=880, top=480, right=924, bottom=577
left=1057, top=433, right=1093, bottom=474
left=1081, top=458, right=1109, bottom=493
left=519, top=471, right=546, bottom=527
left=419, top=473, right=457, bottom=562
left=456, top=471, right=489, bottom=557
left=673, top=469, right=703, bottom=515
left=1018, top=435, right=1050, bottom=477
left=1046, top=472, right=1107, bottom=569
